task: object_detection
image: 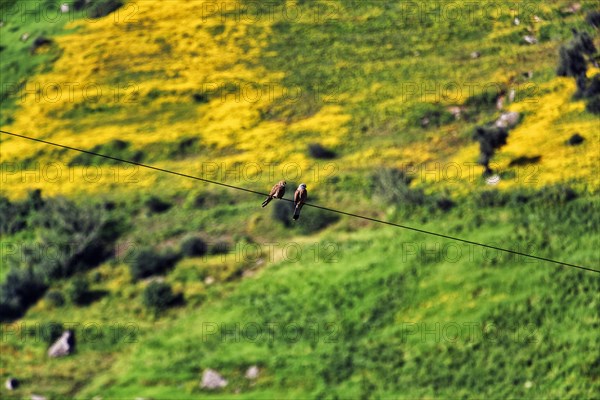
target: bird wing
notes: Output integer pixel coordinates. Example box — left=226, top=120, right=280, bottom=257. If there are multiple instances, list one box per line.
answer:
left=269, top=184, right=279, bottom=197
left=294, top=189, right=300, bottom=203
left=276, top=185, right=286, bottom=198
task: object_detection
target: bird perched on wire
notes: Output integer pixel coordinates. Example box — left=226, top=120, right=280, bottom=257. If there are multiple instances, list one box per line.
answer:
left=293, top=183, right=307, bottom=220
left=262, top=180, right=286, bottom=207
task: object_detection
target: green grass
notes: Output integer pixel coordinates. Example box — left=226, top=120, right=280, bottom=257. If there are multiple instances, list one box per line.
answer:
left=1, top=0, right=599, bottom=398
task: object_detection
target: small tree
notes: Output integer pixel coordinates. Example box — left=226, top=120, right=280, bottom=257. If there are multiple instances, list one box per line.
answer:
left=67, top=277, right=89, bottom=305
left=472, top=125, right=509, bottom=175
left=557, top=30, right=599, bottom=96
left=143, top=282, right=177, bottom=315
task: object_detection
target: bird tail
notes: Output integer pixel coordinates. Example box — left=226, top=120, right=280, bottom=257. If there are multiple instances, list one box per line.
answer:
left=262, top=197, right=272, bottom=208
left=293, top=205, right=301, bottom=220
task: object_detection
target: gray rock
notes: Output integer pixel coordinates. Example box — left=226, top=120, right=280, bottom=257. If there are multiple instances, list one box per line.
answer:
left=470, top=51, right=481, bottom=59
left=523, top=35, right=537, bottom=44
left=201, top=369, right=227, bottom=390
left=5, top=378, right=19, bottom=390
left=495, top=112, right=520, bottom=129
left=48, top=330, right=75, bottom=358
left=245, top=365, right=260, bottom=380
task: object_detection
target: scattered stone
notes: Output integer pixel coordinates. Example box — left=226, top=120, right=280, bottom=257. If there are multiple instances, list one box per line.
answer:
left=495, top=112, right=520, bottom=129
left=533, top=15, right=541, bottom=23
left=20, top=32, right=30, bottom=42
left=204, top=276, right=215, bottom=285
left=470, top=51, right=481, bottom=59
left=485, top=174, right=501, bottom=186
left=523, top=35, right=537, bottom=44
left=31, top=395, right=47, bottom=400
left=5, top=378, right=19, bottom=390
left=60, top=3, right=69, bottom=12
left=566, top=133, right=585, bottom=145
left=48, top=330, right=75, bottom=358
left=524, top=380, right=533, bottom=389
left=201, top=369, right=228, bottom=390
left=508, top=89, right=516, bottom=103
left=245, top=366, right=260, bottom=380
left=513, top=17, right=520, bottom=26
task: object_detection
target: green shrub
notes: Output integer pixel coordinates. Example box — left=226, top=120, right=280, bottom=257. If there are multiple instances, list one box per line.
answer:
left=67, top=277, right=90, bottom=305
left=372, top=168, right=425, bottom=206
left=38, top=321, right=64, bottom=344
left=143, top=282, right=178, bottom=314
left=585, top=95, right=600, bottom=114
left=129, top=248, right=179, bottom=280
left=145, top=196, right=172, bottom=214
left=308, top=143, right=336, bottom=159
left=0, top=268, right=47, bottom=322
left=45, top=290, right=66, bottom=308
left=180, top=236, right=208, bottom=257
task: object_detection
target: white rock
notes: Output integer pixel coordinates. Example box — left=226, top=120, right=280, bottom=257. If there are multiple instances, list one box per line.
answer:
left=5, top=378, right=19, bottom=390
left=523, top=35, right=537, bottom=44
left=60, top=3, right=69, bottom=12
left=245, top=365, right=259, bottom=380
left=485, top=175, right=501, bottom=186
left=47, top=330, right=75, bottom=358
left=201, top=369, right=227, bottom=390
left=524, top=380, right=533, bottom=389
left=204, top=276, right=215, bottom=285
left=495, top=112, right=520, bottom=129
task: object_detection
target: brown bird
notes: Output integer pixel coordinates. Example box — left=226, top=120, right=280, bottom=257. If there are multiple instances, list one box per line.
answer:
left=292, top=183, right=307, bottom=220
left=262, top=180, right=286, bottom=207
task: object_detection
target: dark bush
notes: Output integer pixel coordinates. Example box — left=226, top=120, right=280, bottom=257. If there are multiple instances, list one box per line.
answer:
left=584, top=74, right=600, bottom=98
left=308, top=143, right=336, bottom=159
left=464, top=89, right=502, bottom=112
left=181, top=236, right=208, bottom=257
left=586, top=11, right=600, bottom=28
left=87, top=0, right=123, bottom=19
left=192, top=93, right=209, bottom=103
left=45, top=290, right=65, bottom=308
left=129, top=248, right=179, bottom=280
left=143, top=282, right=178, bottom=314
left=537, top=185, right=578, bottom=204
left=69, top=139, right=144, bottom=166
left=209, top=240, right=231, bottom=255
left=38, top=321, right=64, bottom=344
left=566, top=133, right=585, bottom=145
left=585, top=95, right=600, bottom=114
left=67, top=277, right=90, bottom=305
left=0, top=268, right=47, bottom=322
left=436, top=198, right=455, bottom=212
left=145, top=196, right=172, bottom=214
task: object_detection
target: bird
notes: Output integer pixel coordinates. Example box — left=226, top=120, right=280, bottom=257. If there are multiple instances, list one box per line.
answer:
left=262, top=180, right=286, bottom=207
left=292, top=183, right=307, bottom=220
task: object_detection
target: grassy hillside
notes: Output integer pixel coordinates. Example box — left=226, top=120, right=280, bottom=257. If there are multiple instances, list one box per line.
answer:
left=1, top=0, right=599, bottom=398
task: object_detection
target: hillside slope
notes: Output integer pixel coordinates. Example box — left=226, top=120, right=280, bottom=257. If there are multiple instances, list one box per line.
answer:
left=0, top=0, right=599, bottom=399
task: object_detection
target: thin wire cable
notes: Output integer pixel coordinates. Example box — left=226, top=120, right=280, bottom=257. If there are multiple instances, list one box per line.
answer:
left=1, top=129, right=598, bottom=274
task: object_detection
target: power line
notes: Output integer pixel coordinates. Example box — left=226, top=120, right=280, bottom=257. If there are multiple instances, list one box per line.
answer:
left=1, top=129, right=598, bottom=274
